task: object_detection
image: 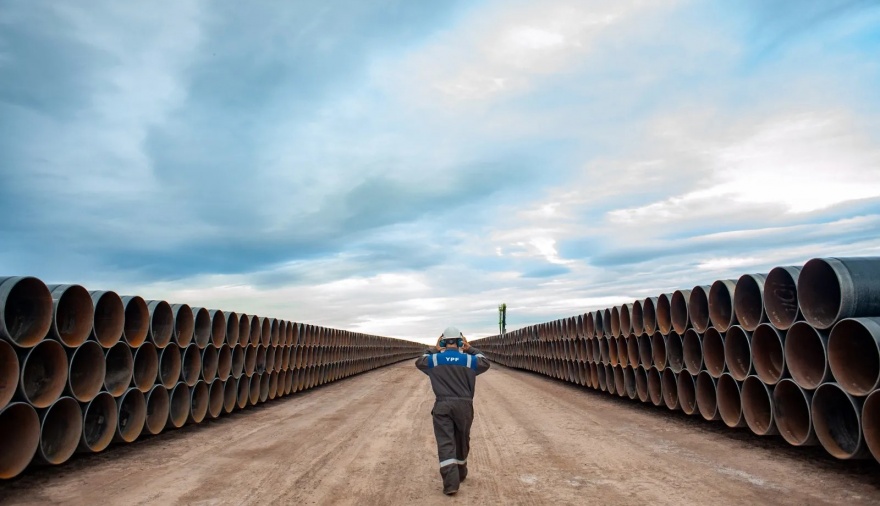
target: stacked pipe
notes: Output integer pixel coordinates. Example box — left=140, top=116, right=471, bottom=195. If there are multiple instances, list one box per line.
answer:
left=472, top=257, right=880, bottom=465
left=0, top=276, right=424, bottom=479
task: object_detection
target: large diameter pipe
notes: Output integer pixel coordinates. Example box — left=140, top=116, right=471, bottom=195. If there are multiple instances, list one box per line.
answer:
left=717, top=373, right=746, bottom=428
left=647, top=367, right=663, bottom=406
left=147, top=300, right=174, bottom=348
left=772, top=379, right=817, bottom=446
left=170, top=304, right=194, bottom=347
left=811, top=382, right=870, bottom=459
left=799, top=257, right=880, bottom=330
left=67, top=341, right=105, bottom=402
left=677, top=371, right=697, bottom=415
left=0, top=276, right=53, bottom=348
left=201, top=344, right=219, bottom=382
left=189, top=380, right=209, bottom=424
left=79, top=391, right=117, bottom=452
left=666, top=332, right=684, bottom=374
left=785, top=321, right=830, bottom=390
left=131, top=342, right=158, bottom=393
left=47, top=284, right=93, bottom=347
left=248, top=373, right=261, bottom=405
left=724, top=326, right=753, bottom=381
left=0, top=340, right=18, bottom=409
left=167, top=382, right=190, bottom=429
left=260, top=317, right=272, bottom=347
left=223, top=379, right=237, bottom=414
left=682, top=329, right=703, bottom=375
left=208, top=379, right=224, bottom=419
left=696, top=371, right=721, bottom=421
left=619, top=304, right=633, bottom=338
left=642, top=297, right=658, bottom=335
left=0, top=402, right=40, bottom=478
left=661, top=368, right=680, bottom=410
left=231, top=345, right=244, bottom=379
left=828, top=317, right=880, bottom=396
left=709, top=279, right=738, bottom=332
left=158, top=344, right=182, bottom=389
left=223, top=311, right=239, bottom=347
left=623, top=366, right=637, bottom=400
left=626, top=334, right=639, bottom=367
left=120, top=296, right=149, bottom=348
left=631, top=300, right=644, bottom=336
left=862, top=389, right=880, bottom=464
left=610, top=307, right=621, bottom=338
left=238, top=313, right=251, bottom=347
left=688, top=286, right=711, bottom=333
left=656, top=294, right=673, bottom=335
left=268, top=371, right=279, bottom=400
left=180, top=343, right=202, bottom=387
left=635, top=366, right=648, bottom=402
left=751, top=324, right=785, bottom=385
left=764, top=266, right=802, bottom=330
left=209, top=310, right=226, bottom=347
left=143, top=385, right=169, bottom=436
left=249, top=315, right=261, bottom=347
left=651, top=332, right=667, bottom=370
left=236, top=377, right=249, bottom=409
left=104, top=342, right=133, bottom=397
left=259, top=372, right=270, bottom=402
left=217, top=344, right=232, bottom=381
left=192, top=307, right=211, bottom=349
left=115, top=388, right=146, bottom=443
left=734, top=274, right=768, bottom=332
left=742, top=376, right=778, bottom=436
left=596, top=363, right=607, bottom=391
left=638, top=333, right=652, bottom=368
left=18, top=339, right=68, bottom=408
left=90, top=291, right=124, bottom=348
left=671, top=289, right=692, bottom=335
left=36, top=396, right=82, bottom=466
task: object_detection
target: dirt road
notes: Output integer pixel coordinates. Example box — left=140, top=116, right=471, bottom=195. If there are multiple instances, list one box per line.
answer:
left=1, top=362, right=878, bottom=505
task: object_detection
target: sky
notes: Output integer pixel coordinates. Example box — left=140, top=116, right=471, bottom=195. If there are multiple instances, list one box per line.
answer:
left=2, top=0, right=880, bottom=345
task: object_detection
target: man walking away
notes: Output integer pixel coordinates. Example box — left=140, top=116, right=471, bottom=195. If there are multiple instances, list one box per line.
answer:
left=415, top=326, right=490, bottom=495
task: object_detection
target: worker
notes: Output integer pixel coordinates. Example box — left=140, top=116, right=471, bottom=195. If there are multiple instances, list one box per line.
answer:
left=415, top=326, right=490, bottom=496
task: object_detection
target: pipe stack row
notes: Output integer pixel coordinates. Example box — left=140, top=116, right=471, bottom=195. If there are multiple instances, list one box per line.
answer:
left=0, top=276, right=424, bottom=479
left=472, top=257, right=880, bottom=465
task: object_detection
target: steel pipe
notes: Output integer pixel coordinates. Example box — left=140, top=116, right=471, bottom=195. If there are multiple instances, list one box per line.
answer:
left=260, top=317, right=272, bottom=347
left=104, top=342, right=133, bottom=397
left=651, top=332, right=667, bottom=370
left=167, top=382, right=190, bottom=429
left=861, top=389, right=880, bottom=464
left=209, top=310, right=226, bottom=347
left=236, top=377, right=249, bottom=409
left=608, top=337, right=619, bottom=366
left=656, top=294, right=673, bottom=335
left=238, top=313, right=251, bottom=347
left=232, top=345, right=245, bottom=379
left=642, top=297, right=658, bottom=335
left=90, top=291, right=124, bottom=348
left=147, top=300, right=174, bottom=349
left=201, top=344, right=218, bottom=382
left=131, top=342, right=158, bottom=393
left=266, top=345, right=276, bottom=373
left=115, top=388, right=146, bottom=443
left=120, top=296, right=149, bottom=348
left=189, top=380, right=209, bottom=424
left=724, top=326, right=753, bottom=381
left=0, top=276, right=53, bottom=348
left=696, top=371, right=721, bottom=421
left=671, top=289, right=692, bottom=334
left=785, top=321, right=830, bottom=390
left=717, top=373, right=746, bottom=428
left=0, top=403, right=39, bottom=478
left=223, top=379, right=237, bottom=414
left=616, top=336, right=628, bottom=367
left=589, top=363, right=598, bottom=390
left=248, top=373, right=260, bottom=405
left=773, top=378, right=818, bottom=446
left=682, top=329, right=703, bottom=375
left=192, top=307, right=211, bottom=349
left=0, top=340, right=18, bottom=409
left=268, top=371, right=279, bottom=400
left=734, top=274, right=768, bottom=331
left=619, top=304, right=633, bottom=338
left=811, top=382, right=870, bottom=459
left=143, top=385, right=169, bottom=435
left=623, top=366, right=637, bottom=399
left=635, top=366, right=649, bottom=402
left=19, top=339, right=68, bottom=408
left=661, top=368, right=680, bottom=410
left=751, top=324, right=785, bottom=385
left=637, top=333, right=652, bottom=368
left=36, top=396, right=82, bottom=465
left=799, top=257, right=880, bottom=330
left=249, top=315, right=261, bottom=347
left=709, top=280, right=737, bottom=332
left=631, top=300, right=644, bottom=336
left=666, top=331, right=684, bottom=374
left=217, top=344, right=232, bottom=381
left=158, top=344, right=182, bottom=388
left=180, top=343, right=201, bottom=387
left=80, top=391, right=116, bottom=452
left=828, top=317, right=880, bottom=396
left=764, top=266, right=802, bottom=330
left=223, top=311, right=239, bottom=347
left=647, top=367, right=663, bottom=407
left=596, top=362, right=607, bottom=391
left=208, top=378, right=224, bottom=419
left=170, top=304, right=194, bottom=347
left=688, top=285, right=711, bottom=333
left=677, top=371, right=697, bottom=415
left=67, top=340, right=105, bottom=402
left=47, top=284, right=93, bottom=347
left=742, top=376, right=778, bottom=436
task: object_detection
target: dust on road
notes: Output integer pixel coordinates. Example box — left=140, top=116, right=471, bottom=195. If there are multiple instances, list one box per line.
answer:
left=1, top=362, right=878, bottom=505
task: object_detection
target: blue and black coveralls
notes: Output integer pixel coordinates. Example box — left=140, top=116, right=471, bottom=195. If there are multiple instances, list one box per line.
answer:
left=415, top=347, right=490, bottom=493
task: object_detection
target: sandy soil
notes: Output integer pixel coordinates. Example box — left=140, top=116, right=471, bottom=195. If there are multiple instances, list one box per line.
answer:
left=1, top=362, right=878, bottom=505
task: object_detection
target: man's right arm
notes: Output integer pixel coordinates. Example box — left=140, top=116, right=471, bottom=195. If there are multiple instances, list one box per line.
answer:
left=415, top=350, right=435, bottom=374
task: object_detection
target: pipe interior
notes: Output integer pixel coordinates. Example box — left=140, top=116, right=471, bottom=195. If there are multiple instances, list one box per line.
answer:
left=174, top=306, right=194, bottom=347
left=208, top=380, right=224, bottom=418
left=717, top=375, right=742, bottom=426
left=104, top=343, right=133, bottom=396
left=225, top=312, right=239, bottom=347
left=238, top=315, right=250, bottom=347
left=734, top=275, right=764, bottom=331
left=764, top=267, right=800, bottom=329
left=218, top=345, right=232, bottom=380
left=652, top=332, right=667, bottom=369
left=249, top=375, right=261, bottom=404
left=709, top=281, right=735, bottom=331
left=145, top=387, right=170, bottom=435
left=647, top=368, right=662, bottom=405
left=752, top=325, right=784, bottom=384
left=133, top=343, right=158, bottom=392
left=237, top=377, right=249, bottom=408
left=683, top=329, right=702, bottom=374
left=181, top=345, right=201, bottom=386
left=261, top=319, right=272, bottom=346
left=0, top=403, right=40, bottom=479
left=93, top=292, right=124, bottom=348
left=671, top=290, right=690, bottom=334
left=22, top=340, right=67, bottom=407
left=785, top=322, right=827, bottom=389
left=667, top=332, right=684, bottom=373
left=689, top=287, right=710, bottom=333
left=117, top=390, right=146, bottom=442
left=631, top=302, right=644, bottom=335
left=610, top=307, right=621, bottom=338
left=3, top=278, right=52, bottom=347
left=828, top=319, right=880, bottom=396
left=725, top=327, right=751, bottom=380
left=643, top=298, right=657, bottom=335
left=123, top=297, right=148, bottom=347
left=657, top=295, right=672, bottom=334
left=249, top=315, right=261, bottom=345
left=696, top=373, right=717, bottom=420
left=638, top=334, right=652, bottom=367
left=82, top=393, right=116, bottom=451
left=169, top=384, right=190, bottom=428
left=620, top=305, right=632, bottom=336
left=742, top=377, right=773, bottom=434
left=211, top=311, right=226, bottom=347
left=69, top=341, right=105, bottom=401
left=55, top=285, right=93, bottom=347
left=799, top=259, right=841, bottom=329
left=232, top=346, right=245, bottom=378
left=603, top=309, right=612, bottom=337
left=1, top=341, right=20, bottom=408
left=40, top=397, right=82, bottom=464
left=678, top=373, right=697, bottom=414
left=812, top=385, right=862, bottom=458
left=150, top=302, right=174, bottom=348
left=159, top=346, right=182, bottom=388
left=224, top=379, right=237, bottom=413
left=635, top=367, right=648, bottom=401
left=662, top=369, right=678, bottom=409
left=862, top=392, right=880, bottom=462
left=202, top=345, right=219, bottom=381
left=193, top=308, right=211, bottom=348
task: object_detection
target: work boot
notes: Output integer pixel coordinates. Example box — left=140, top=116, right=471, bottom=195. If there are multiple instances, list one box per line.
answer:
left=458, top=465, right=468, bottom=482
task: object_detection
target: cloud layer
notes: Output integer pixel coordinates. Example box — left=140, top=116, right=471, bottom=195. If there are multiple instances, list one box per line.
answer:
left=2, top=0, right=880, bottom=344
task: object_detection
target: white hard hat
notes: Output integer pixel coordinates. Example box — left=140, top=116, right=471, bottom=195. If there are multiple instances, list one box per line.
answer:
left=442, top=326, right=462, bottom=338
